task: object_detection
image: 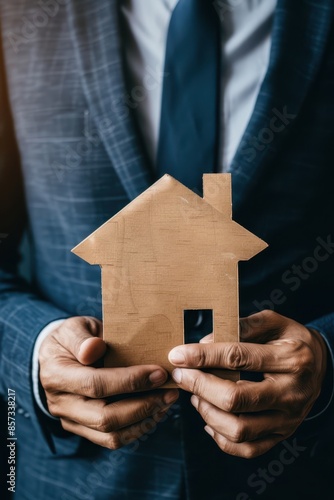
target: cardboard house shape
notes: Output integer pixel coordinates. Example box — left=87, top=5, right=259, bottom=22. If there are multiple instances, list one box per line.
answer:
left=72, top=174, right=267, bottom=386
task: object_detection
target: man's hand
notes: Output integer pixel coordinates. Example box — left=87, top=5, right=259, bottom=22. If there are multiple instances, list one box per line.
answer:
left=39, top=317, right=179, bottom=449
left=168, top=310, right=327, bottom=459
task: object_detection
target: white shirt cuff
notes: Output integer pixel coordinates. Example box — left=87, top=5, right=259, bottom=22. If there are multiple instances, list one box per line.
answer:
left=32, top=319, right=66, bottom=419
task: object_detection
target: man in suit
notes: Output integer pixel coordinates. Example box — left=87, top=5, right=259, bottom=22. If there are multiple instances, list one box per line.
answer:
left=0, top=1, right=334, bottom=499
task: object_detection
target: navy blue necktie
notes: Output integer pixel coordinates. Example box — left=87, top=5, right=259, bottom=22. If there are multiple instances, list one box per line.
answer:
left=157, top=0, right=221, bottom=194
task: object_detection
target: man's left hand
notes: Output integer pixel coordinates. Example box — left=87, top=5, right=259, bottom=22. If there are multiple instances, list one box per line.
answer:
left=168, top=310, right=327, bottom=458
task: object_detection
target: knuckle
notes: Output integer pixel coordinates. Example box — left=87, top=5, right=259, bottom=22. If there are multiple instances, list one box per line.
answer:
left=40, top=364, right=63, bottom=392
left=84, top=374, right=104, bottom=399
left=82, top=316, right=101, bottom=336
left=39, top=371, right=54, bottom=392
left=293, top=388, right=309, bottom=410
left=215, top=436, right=239, bottom=457
left=190, top=346, right=207, bottom=368
left=250, top=389, right=262, bottom=408
left=198, top=400, right=211, bottom=422
left=225, top=344, right=246, bottom=370
left=242, top=445, right=259, bottom=460
left=215, top=435, right=266, bottom=459
left=261, top=309, right=276, bottom=320
left=62, top=316, right=84, bottom=332
left=245, top=313, right=264, bottom=331
left=59, top=418, right=70, bottom=431
left=125, top=371, right=143, bottom=393
left=299, top=345, right=314, bottom=371
left=63, top=316, right=101, bottom=341
left=47, top=403, right=57, bottom=417
left=39, top=337, right=60, bottom=365
left=287, top=338, right=303, bottom=354
left=230, top=421, right=248, bottom=443
left=223, top=387, right=240, bottom=413
left=96, top=420, right=108, bottom=433
left=190, top=374, right=204, bottom=396
left=106, top=432, right=122, bottom=450
left=290, top=342, right=315, bottom=374
left=281, top=390, right=296, bottom=408
left=142, top=398, right=159, bottom=418
left=47, top=401, right=61, bottom=418
left=96, top=409, right=116, bottom=433
left=39, top=338, right=53, bottom=359
left=282, top=421, right=299, bottom=438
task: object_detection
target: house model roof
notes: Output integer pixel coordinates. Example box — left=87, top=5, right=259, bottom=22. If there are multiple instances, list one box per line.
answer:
left=72, top=174, right=268, bottom=265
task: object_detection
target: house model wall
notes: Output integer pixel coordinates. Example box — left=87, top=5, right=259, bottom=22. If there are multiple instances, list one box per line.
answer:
left=72, top=174, right=267, bottom=387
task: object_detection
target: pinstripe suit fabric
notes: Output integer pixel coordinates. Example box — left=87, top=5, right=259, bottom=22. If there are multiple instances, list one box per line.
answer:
left=1, top=1, right=334, bottom=498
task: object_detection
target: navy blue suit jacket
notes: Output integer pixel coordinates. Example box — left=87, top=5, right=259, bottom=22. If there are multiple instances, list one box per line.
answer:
left=1, top=1, right=334, bottom=499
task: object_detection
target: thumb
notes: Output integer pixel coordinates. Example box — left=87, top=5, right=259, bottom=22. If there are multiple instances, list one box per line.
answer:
left=55, top=316, right=106, bottom=365
left=240, top=311, right=285, bottom=344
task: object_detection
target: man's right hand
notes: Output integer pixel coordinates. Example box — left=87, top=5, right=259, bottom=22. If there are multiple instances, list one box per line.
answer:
left=39, top=316, right=179, bottom=449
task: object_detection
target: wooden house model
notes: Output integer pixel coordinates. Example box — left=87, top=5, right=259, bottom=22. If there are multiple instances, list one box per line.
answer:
left=72, top=174, right=267, bottom=386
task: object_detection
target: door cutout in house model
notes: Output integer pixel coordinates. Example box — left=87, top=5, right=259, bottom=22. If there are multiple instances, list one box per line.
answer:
left=184, top=309, right=213, bottom=344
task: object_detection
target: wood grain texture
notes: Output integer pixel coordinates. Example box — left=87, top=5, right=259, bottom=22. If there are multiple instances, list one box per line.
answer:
left=72, top=174, right=268, bottom=387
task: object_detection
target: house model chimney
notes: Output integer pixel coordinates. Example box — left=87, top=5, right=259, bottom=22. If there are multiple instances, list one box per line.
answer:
left=203, top=173, right=232, bottom=218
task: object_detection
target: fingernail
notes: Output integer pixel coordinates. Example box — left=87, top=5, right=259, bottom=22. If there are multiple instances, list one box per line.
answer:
left=163, top=390, right=179, bottom=405
left=172, top=368, right=183, bottom=383
left=169, top=349, right=186, bottom=364
left=149, top=370, right=166, bottom=385
left=191, top=395, right=199, bottom=409
left=204, top=425, right=214, bottom=437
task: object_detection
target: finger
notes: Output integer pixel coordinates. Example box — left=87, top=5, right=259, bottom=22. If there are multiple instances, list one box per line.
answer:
left=49, top=390, right=179, bottom=431
left=169, top=341, right=294, bottom=373
left=191, top=396, right=288, bottom=443
left=46, top=363, right=170, bottom=397
left=204, top=426, right=283, bottom=459
left=172, top=369, right=279, bottom=413
left=61, top=410, right=168, bottom=450
left=200, top=333, right=213, bottom=343
left=53, top=316, right=106, bottom=365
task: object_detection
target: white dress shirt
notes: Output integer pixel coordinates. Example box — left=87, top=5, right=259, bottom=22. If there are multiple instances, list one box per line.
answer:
left=33, top=0, right=277, bottom=415
left=121, top=0, right=277, bottom=170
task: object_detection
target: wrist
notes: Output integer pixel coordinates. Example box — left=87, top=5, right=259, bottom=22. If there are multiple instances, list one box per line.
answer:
left=307, top=327, right=328, bottom=388
left=304, top=327, right=334, bottom=420
left=32, top=319, right=66, bottom=419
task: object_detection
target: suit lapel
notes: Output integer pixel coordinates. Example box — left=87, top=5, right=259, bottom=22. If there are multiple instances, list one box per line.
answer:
left=230, top=0, right=334, bottom=210
left=67, top=0, right=153, bottom=201
left=68, top=0, right=333, bottom=205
